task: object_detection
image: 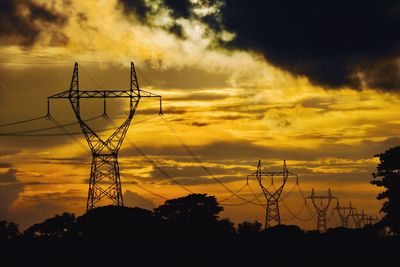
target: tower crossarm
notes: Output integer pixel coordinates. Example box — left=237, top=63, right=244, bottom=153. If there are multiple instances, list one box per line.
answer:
left=48, top=89, right=161, bottom=99
left=247, top=160, right=298, bottom=228
left=305, top=188, right=337, bottom=232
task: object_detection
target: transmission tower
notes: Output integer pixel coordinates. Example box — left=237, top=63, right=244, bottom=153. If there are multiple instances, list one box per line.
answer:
left=351, top=209, right=368, bottom=228
left=364, top=215, right=379, bottom=225
left=332, top=201, right=355, bottom=228
left=48, top=62, right=162, bottom=210
left=305, top=188, right=337, bottom=233
left=247, top=160, right=298, bottom=229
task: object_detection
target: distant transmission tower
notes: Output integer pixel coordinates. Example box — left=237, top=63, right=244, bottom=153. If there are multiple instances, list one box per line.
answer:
left=351, top=209, right=368, bottom=228
left=332, top=201, right=355, bottom=228
left=364, top=215, right=379, bottom=225
left=247, top=160, right=298, bottom=229
left=48, top=62, right=162, bottom=210
left=305, top=188, right=337, bottom=232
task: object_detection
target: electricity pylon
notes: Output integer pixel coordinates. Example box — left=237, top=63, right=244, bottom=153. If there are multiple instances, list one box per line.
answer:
left=247, top=160, right=298, bottom=229
left=48, top=62, right=162, bottom=210
left=351, top=209, right=368, bottom=228
left=305, top=188, right=337, bottom=233
left=332, top=201, right=355, bottom=228
left=364, top=215, right=379, bottom=225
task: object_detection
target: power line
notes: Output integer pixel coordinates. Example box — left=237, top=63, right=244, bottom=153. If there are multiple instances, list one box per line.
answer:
left=247, top=182, right=264, bottom=205
left=47, top=114, right=90, bottom=154
left=218, top=183, right=248, bottom=203
left=280, top=182, right=298, bottom=201
left=160, top=114, right=262, bottom=205
left=280, top=200, right=313, bottom=222
left=79, top=65, right=195, bottom=197
left=0, top=115, right=47, bottom=127
left=0, top=115, right=102, bottom=135
left=133, top=183, right=169, bottom=200
left=104, top=114, right=194, bottom=195
left=0, top=48, right=124, bottom=64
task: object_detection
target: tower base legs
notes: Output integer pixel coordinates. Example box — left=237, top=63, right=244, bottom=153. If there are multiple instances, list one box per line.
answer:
left=86, top=154, right=123, bottom=211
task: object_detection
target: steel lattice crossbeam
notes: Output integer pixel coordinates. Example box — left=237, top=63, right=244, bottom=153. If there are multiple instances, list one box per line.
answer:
left=305, top=188, right=337, bottom=232
left=48, top=62, right=161, bottom=210
left=351, top=210, right=368, bottom=228
left=247, top=160, right=298, bottom=229
left=332, top=201, right=355, bottom=228
left=48, top=89, right=160, bottom=99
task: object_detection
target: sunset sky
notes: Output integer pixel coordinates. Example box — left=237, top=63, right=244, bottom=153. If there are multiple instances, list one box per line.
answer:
left=1, top=0, right=400, bottom=230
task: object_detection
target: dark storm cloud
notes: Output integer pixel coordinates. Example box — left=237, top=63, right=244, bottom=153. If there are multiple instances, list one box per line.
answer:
left=127, top=0, right=400, bottom=92
left=207, top=0, right=400, bottom=91
left=117, top=0, right=151, bottom=22
left=0, top=0, right=68, bottom=46
left=163, top=0, right=193, bottom=19
left=117, top=0, right=217, bottom=38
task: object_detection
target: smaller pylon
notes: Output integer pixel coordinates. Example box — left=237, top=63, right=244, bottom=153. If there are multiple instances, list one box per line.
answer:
left=247, top=160, right=298, bottom=229
left=305, top=188, right=337, bottom=233
left=351, top=209, right=368, bottom=228
left=364, top=215, right=379, bottom=225
left=332, top=201, right=355, bottom=228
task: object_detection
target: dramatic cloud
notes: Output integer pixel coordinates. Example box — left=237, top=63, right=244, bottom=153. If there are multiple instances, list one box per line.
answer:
left=210, top=0, right=400, bottom=91
left=133, top=0, right=400, bottom=91
left=117, top=0, right=151, bottom=22
left=0, top=0, right=68, bottom=46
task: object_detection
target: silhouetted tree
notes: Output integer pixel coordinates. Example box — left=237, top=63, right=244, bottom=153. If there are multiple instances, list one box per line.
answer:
left=0, top=220, right=20, bottom=240
left=76, top=205, right=159, bottom=240
left=237, top=220, right=262, bottom=238
left=154, top=194, right=230, bottom=239
left=216, top=218, right=236, bottom=238
left=371, top=146, right=400, bottom=234
left=261, top=224, right=304, bottom=240
left=154, top=193, right=223, bottom=223
left=23, top=212, right=76, bottom=239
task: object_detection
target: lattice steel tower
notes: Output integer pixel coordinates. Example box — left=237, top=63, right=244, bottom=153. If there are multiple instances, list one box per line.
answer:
left=48, top=62, right=161, bottom=210
left=332, top=201, right=355, bottom=228
left=351, top=209, right=368, bottom=228
left=305, top=188, right=337, bottom=232
left=364, top=215, right=379, bottom=225
left=247, top=160, right=298, bottom=229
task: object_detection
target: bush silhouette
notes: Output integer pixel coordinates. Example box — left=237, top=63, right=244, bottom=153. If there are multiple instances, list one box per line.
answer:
left=237, top=220, right=262, bottom=239
left=23, top=212, right=76, bottom=239
left=76, top=205, right=159, bottom=240
left=260, top=224, right=304, bottom=240
left=0, top=221, right=20, bottom=240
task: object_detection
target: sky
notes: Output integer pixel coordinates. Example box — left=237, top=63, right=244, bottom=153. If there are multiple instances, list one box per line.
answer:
left=0, top=0, right=399, bottom=230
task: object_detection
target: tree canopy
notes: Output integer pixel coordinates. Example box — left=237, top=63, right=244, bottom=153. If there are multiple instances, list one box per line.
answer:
left=371, top=146, right=400, bottom=233
left=24, top=212, right=76, bottom=238
left=0, top=220, right=20, bottom=240
left=154, top=193, right=223, bottom=223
